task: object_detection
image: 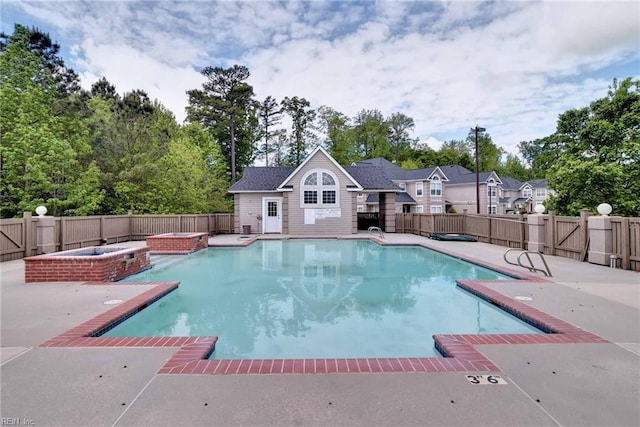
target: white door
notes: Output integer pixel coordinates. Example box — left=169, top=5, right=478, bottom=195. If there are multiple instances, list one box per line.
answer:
left=263, top=198, right=282, bottom=233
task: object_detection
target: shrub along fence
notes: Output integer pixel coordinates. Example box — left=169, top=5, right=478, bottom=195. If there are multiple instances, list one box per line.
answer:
left=0, top=213, right=234, bottom=262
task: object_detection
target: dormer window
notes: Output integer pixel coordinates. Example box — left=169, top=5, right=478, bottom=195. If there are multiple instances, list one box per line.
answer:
left=522, top=187, right=532, bottom=198
left=430, top=176, right=442, bottom=196
left=301, top=170, right=339, bottom=207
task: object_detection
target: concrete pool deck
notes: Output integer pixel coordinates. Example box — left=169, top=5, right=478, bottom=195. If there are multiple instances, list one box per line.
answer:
left=1, top=234, right=638, bottom=426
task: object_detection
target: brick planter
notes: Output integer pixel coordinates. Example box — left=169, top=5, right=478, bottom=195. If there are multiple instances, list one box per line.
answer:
left=24, top=246, right=151, bottom=283
left=145, top=232, right=208, bottom=254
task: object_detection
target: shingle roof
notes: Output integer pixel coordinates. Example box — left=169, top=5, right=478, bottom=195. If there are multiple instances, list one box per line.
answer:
left=500, top=176, right=523, bottom=190
left=228, top=165, right=400, bottom=192
left=343, top=166, right=400, bottom=191
left=228, top=167, right=295, bottom=192
left=354, top=157, right=406, bottom=180
left=445, top=170, right=495, bottom=184
left=527, top=179, right=547, bottom=188
left=402, top=167, right=439, bottom=180
left=365, top=192, right=417, bottom=204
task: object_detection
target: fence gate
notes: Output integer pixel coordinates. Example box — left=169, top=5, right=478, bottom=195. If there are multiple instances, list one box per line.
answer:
left=547, top=210, right=590, bottom=261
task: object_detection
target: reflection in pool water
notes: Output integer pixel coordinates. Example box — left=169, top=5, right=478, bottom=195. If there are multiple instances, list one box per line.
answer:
left=105, top=240, right=539, bottom=358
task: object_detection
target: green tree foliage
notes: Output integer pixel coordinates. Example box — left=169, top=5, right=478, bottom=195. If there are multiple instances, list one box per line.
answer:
left=316, top=106, right=355, bottom=164
left=387, top=112, right=418, bottom=162
left=545, top=78, right=640, bottom=216
left=518, top=134, right=563, bottom=178
left=136, top=125, right=231, bottom=213
left=496, top=154, right=531, bottom=182
left=0, top=25, right=102, bottom=218
left=466, top=128, right=504, bottom=172
left=1, top=24, right=81, bottom=97
left=257, top=96, right=282, bottom=167
left=281, top=96, right=317, bottom=166
left=186, top=65, right=256, bottom=181
left=352, top=109, right=389, bottom=159
left=87, top=90, right=178, bottom=213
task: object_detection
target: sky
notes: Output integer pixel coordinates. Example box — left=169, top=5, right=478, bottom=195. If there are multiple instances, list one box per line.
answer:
left=2, top=0, right=639, bottom=156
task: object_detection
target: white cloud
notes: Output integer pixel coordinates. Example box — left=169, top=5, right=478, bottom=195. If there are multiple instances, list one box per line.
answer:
left=76, top=40, right=204, bottom=123
left=9, top=0, right=640, bottom=156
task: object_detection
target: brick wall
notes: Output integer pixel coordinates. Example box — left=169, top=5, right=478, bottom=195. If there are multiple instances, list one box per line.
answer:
left=24, top=247, right=151, bottom=283
left=145, top=232, right=208, bottom=254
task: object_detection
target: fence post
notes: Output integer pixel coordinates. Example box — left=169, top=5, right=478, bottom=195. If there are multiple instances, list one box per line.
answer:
left=23, top=212, right=32, bottom=258
left=527, top=212, right=546, bottom=253
left=548, top=210, right=556, bottom=255
left=462, top=209, right=467, bottom=234
left=127, top=210, right=133, bottom=241
left=520, top=215, right=526, bottom=249
left=580, top=209, right=590, bottom=261
left=100, top=216, right=106, bottom=243
left=621, top=218, right=630, bottom=270
left=36, top=214, right=56, bottom=254
left=59, top=217, right=66, bottom=251
left=587, top=213, right=612, bottom=266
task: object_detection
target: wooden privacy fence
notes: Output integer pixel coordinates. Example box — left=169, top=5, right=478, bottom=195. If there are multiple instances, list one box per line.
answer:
left=395, top=211, right=638, bottom=271
left=611, top=217, right=640, bottom=271
left=395, top=213, right=527, bottom=249
left=0, top=213, right=234, bottom=262
left=465, top=215, right=528, bottom=249
left=395, top=213, right=465, bottom=235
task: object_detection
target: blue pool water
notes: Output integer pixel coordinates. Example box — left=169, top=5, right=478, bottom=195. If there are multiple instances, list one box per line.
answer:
left=105, top=240, right=540, bottom=358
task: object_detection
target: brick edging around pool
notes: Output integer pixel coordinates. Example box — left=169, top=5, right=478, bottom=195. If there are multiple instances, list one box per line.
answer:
left=39, top=278, right=608, bottom=375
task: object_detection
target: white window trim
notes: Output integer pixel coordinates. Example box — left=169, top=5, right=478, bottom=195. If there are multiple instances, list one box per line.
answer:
left=398, top=182, right=406, bottom=192
left=536, top=188, right=547, bottom=197
left=300, top=169, right=340, bottom=208
left=430, top=177, right=442, bottom=197
left=416, top=182, right=423, bottom=197
left=487, top=205, right=497, bottom=214
left=522, top=188, right=532, bottom=198
left=430, top=205, right=443, bottom=214
left=357, top=205, right=364, bottom=212
left=414, top=205, right=424, bottom=213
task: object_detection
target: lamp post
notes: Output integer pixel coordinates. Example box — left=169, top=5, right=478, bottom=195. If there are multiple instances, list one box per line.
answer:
left=473, top=126, right=486, bottom=214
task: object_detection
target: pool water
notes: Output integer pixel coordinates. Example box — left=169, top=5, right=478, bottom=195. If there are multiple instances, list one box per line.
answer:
left=105, top=240, right=540, bottom=358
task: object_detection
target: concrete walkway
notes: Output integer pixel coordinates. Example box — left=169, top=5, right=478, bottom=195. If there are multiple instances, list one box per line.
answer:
left=1, top=234, right=638, bottom=426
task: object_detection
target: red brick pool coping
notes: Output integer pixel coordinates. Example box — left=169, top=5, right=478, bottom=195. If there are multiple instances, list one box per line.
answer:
left=39, top=275, right=608, bottom=376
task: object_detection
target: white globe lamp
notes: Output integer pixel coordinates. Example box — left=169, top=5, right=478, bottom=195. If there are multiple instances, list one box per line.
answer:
left=533, top=204, right=545, bottom=214
left=35, top=206, right=47, bottom=217
left=597, top=203, right=612, bottom=216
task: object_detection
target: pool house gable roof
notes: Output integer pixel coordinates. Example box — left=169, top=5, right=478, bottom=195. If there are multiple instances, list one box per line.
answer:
left=278, top=145, right=363, bottom=191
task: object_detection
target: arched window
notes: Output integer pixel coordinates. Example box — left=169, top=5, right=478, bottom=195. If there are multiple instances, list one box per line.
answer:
left=301, top=170, right=339, bottom=207
left=430, top=176, right=442, bottom=196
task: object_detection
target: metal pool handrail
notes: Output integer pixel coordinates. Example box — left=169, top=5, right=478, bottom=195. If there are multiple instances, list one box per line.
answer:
left=503, top=248, right=552, bottom=277
left=368, top=226, right=384, bottom=239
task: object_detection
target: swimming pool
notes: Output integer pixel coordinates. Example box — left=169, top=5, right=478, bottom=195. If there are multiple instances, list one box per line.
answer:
left=104, top=239, right=540, bottom=358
